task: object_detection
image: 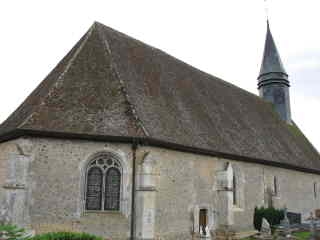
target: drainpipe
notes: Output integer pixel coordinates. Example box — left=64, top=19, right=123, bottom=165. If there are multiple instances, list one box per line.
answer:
left=130, top=140, right=138, bottom=240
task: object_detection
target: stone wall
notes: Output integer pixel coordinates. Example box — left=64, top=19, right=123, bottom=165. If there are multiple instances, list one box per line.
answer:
left=0, top=140, right=12, bottom=223
left=0, top=137, right=320, bottom=240
left=142, top=147, right=218, bottom=239
left=0, top=137, right=134, bottom=240
left=142, top=146, right=320, bottom=238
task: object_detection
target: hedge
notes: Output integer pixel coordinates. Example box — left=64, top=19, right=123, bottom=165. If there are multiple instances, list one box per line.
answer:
left=30, top=232, right=103, bottom=240
left=253, top=206, right=284, bottom=231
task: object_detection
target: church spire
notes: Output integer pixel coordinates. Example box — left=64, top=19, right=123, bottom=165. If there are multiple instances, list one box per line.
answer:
left=258, top=21, right=292, bottom=124
left=258, top=21, right=288, bottom=79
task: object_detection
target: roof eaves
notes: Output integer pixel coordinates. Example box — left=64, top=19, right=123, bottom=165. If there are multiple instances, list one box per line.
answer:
left=1, top=128, right=319, bottom=175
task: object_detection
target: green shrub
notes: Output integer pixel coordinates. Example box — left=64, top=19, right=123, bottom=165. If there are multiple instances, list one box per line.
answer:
left=0, top=224, right=30, bottom=240
left=253, top=206, right=284, bottom=231
left=30, top=232, right=103, bottom=240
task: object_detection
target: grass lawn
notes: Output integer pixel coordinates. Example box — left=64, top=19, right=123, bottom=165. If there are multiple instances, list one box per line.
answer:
left=240, top=231, right=311, bottom=240
left=292, top=231, right=311, bottom=240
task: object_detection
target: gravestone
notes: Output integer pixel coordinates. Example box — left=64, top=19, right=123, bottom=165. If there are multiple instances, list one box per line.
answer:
left=310, top=212, right=316, bottom=240
left=276, top=207, right=292, bottom=238
left=254, top=218, right=272, bottom=240
left=304, top=212, right=320, bottom=240
left=261, top=218, right=272, bottom=236
left=287, top=212, right=301, bottom=225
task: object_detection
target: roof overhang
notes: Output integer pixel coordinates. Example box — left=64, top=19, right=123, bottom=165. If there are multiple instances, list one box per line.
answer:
left=1, top=128, right=320, bottom=175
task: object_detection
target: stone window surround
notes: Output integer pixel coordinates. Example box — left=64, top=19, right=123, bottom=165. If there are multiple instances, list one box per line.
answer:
left=86, top=155, right=122, bottom=211
left=193, top=204, right=215, bottom=236
left=271, top=175, right=281, bottom=200
left=232, top=164, right=245, bottom=211
left=79, top=149, right=131, bottom=217
left=273, top=176, right=278, bottom=196
left=232, top=175, right=237, bottom=206
left=263, top=174, right=281, bottom=208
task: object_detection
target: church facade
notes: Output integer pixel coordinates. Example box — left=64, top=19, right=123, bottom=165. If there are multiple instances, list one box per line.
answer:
left=0, top=22, right=319, bottom=240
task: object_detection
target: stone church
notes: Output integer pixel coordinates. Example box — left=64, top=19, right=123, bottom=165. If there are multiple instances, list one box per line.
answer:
left=0, top=21, right=319, bottom=240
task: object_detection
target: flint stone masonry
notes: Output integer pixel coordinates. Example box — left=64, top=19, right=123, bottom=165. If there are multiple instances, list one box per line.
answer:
left=143, top=146, right=320, bottom=234
left=1, top=138, right=133, bottom=239
left=1, top=137, right=320, bottom=239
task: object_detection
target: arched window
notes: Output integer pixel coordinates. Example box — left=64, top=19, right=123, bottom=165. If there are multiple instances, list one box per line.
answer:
left=85, top=154, right=122, bottom=211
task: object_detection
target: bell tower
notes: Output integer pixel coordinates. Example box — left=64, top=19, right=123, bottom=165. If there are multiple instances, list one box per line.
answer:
left=258, top=22, right=292, bottom=124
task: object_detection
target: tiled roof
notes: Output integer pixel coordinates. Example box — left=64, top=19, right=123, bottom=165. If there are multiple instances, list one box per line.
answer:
left=1, top=22, right=319, bottom=172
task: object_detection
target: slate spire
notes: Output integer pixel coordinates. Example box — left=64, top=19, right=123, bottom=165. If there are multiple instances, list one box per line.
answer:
left=258, top=21, right=288, bottom=78
left=258, top=21, right=292, bottom=124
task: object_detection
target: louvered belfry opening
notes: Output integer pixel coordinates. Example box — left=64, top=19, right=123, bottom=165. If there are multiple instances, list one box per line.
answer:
left=85, top=154, right=121, bottom=211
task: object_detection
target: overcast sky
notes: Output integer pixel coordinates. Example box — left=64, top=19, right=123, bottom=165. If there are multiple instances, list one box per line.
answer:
left=0, top=0, right=319, bottom=151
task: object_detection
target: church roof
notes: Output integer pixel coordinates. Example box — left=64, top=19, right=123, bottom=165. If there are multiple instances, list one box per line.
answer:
left=0, top=22, right=319, bottom=173
left=259, top=21, right=287, bottom=77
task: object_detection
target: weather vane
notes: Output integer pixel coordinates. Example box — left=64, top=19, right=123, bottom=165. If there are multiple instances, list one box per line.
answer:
left=264, top=0, right=269, bottom=22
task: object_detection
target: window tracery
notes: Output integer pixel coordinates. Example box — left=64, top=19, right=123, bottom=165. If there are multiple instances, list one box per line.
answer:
left=85, top=154, right=122, bottom=211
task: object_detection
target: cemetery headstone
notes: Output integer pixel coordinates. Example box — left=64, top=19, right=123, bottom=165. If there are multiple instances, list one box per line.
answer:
left=287, top=212, right=301, bottom=225
left=261, top=218, right=272, bottom=236
left=315, top=209, right=320, bottom=219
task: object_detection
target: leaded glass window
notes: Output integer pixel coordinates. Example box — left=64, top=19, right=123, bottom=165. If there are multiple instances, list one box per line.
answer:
left=86, top=167, right=103, bottom=210
left=105, top=168, right=121, bottom=210
left=85, top=154, right=122, bottom=211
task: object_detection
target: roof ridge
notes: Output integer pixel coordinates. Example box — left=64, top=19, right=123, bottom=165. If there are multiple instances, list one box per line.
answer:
left=95, top=24, right=150, bottom=137
left=18, top=24, right=95, bottom=130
